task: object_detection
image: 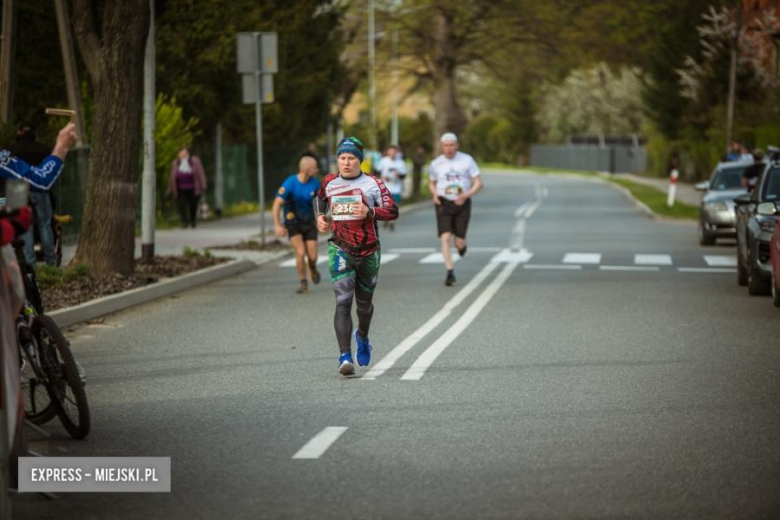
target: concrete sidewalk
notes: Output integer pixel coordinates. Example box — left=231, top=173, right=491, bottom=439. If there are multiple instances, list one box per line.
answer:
left=62, top=198, right=434, bottom=265
left=62, top=210, right=276, bottom=265
left=611, top=173, right=702, bottom=206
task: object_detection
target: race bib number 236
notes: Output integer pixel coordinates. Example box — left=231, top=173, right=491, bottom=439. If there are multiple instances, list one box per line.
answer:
left=331, top=195, right=363, bottom=221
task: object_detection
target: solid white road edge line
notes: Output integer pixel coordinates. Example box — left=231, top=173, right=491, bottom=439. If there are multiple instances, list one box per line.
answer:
left=292, top=427, right=348, bottom=459
left=361, top=259, right=502, bottom=380
left=401, top=260, right=521, bottom=381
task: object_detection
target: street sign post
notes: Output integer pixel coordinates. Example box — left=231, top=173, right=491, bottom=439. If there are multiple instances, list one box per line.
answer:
left=237, top=32, right=277, bottom=244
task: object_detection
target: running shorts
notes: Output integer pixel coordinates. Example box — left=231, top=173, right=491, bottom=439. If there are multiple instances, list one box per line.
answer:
left=286, top=219, right=317, bottom=242
left=435, top=199, right=471, bottom=238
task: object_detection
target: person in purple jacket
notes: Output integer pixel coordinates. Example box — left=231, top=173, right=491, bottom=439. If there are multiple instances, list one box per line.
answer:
left=168, top=147, right=207, bottom=228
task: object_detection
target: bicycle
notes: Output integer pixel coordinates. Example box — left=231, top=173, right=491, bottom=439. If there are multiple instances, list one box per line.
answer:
left=15, top=239, right=91, bottom=439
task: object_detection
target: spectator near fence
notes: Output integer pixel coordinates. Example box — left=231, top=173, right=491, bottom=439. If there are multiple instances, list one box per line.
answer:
left=168, top=147, right=207, bottom=228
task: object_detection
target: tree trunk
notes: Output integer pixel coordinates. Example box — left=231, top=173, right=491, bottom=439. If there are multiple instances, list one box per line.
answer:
left=71, top=0, right=150, bottom=275
left=431, top=6, right=467, bottom=140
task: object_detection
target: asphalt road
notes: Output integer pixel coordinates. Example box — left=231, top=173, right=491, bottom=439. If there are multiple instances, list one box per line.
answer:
left=16, top=171, right=780, bottom=519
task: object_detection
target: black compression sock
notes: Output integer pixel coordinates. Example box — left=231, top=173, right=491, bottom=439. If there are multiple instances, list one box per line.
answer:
left=458, top=245, right=467, bottom=257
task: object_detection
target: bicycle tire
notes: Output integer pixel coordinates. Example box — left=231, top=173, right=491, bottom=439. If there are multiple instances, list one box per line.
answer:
left=32, top=315, right=91, bottom=439
left=20, top=351, right=57, bottom=425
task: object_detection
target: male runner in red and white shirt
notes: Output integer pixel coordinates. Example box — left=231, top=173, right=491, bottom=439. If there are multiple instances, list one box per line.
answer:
left=316, top=137, right=398, bottom=376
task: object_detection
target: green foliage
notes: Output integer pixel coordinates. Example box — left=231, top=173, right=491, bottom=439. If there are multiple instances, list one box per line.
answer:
left=155, top=0, right=345, bottom=150
left=222, top=201, right=259, bottom=218
left=36, top=263, right=91, bottom=289
left=462, top=115, right=519, bottom=165
left=608, top=179, right=699, bottom=220
left=536, top=64, right=645, bottom=143
left=755, top=123, right=780, bottom=150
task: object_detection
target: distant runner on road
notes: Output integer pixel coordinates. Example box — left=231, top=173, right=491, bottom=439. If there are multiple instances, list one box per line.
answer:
left=316, top=137, right=399, bottom=376
left=273, top=155, right=322, bottom=294
left=429, top=132, right=483, bottom=286
left=377, top=144, right=406, bottom=231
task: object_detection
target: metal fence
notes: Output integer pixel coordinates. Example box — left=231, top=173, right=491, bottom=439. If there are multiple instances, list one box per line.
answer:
left=530, top=144, right=647, bottom=174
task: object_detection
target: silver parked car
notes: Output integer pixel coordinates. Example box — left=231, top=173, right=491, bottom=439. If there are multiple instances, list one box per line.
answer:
left=695, top=162, right=751, bottom=245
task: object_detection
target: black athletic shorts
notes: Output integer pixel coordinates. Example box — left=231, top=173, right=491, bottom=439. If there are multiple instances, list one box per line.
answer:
left=286, top=219, right=317, bottom=242
left=435, top=199, right=471, bottom=238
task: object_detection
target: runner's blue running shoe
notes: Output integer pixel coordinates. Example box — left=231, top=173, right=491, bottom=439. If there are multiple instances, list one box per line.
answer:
left=338, top=352, right=355, bottom=376
left=354, top=329, right=372, bottom=367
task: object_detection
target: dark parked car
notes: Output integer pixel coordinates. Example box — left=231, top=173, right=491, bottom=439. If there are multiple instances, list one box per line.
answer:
left=735, top=163, right=780, bottom=295
left=695, top=162, right=750, bottom=245
left=771, top=211, right=780, bottom=307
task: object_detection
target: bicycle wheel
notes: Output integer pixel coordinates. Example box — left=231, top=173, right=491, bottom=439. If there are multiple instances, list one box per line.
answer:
left=32, top=315, right=91, bottom=439
left=20, top=347, right=57, bottom=425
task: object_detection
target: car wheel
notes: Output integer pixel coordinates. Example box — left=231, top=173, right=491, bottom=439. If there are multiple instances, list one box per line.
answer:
left=747, top=252, right=771, bottom=296
left=773, top=275, right=780, bottom=308
left=737, top=251, right=748, bottom=286
left=698, top=225, right=715, bottom=246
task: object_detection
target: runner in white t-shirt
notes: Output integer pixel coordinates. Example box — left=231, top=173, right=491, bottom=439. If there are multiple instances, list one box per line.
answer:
left=377, top=145, right=406, bottom=231
left=428, top=133, right=483, bottom=286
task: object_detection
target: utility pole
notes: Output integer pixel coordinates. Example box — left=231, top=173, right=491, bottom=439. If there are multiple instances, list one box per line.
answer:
left=214, top=123, right=223, bottom=218
left=141, top=0, right=155, bottom=261
left=391, top=27, right=399, bottom=146
left=368, top=0, right=377, bottom=150
left=0, top=0, right=15, bottom=123
left=725, top=0, right=742, bottom=152
left=53, top=0, right=87, bottom=147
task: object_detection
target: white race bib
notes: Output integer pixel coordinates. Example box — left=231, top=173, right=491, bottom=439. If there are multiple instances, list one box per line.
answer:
left=331, top=194, right=363, bottom=221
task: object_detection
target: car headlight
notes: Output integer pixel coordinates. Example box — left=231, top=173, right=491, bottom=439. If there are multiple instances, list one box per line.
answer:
left=706, top=201, right=729, bottom=212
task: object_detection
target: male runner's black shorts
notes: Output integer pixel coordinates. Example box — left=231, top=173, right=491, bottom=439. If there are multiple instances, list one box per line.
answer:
left=435, top=199, right=471, bottom=238
left=285, top=219, right=318, bottom=241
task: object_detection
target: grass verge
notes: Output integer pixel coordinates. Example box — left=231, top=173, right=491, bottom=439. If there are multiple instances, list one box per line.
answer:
left=481, top=164, right=698, bottom=220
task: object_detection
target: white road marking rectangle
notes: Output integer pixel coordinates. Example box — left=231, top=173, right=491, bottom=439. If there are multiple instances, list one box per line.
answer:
left=634, top=254, right=672, bottom=266
left=362, top=259, right=502, bottom=380
left=402, top=260, right=521, bottom=381
left=292, top=427, right=348, bottom=459
left=279, top=257, right=328, bottom=268
left=388, top=248, right=436, bottom=254
left=600, top=266, right=660, bottom=272
left=419, top=253, right=460, bottom=264
left=467, top=247, right=502, bottom=253
left=703, top=255, right=737, bottom=267
left=492, top=248, right=533, bottom=264
left=524, top=264, right=582, bottom=270
left=380, top=253, right=399, bottom=265
left=563, top=253, right=602, bottom=264
left=678, top=267, right=736, bottom=274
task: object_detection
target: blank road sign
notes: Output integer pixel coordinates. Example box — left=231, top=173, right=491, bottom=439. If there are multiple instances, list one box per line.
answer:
left=260, top=33, right=278, bottom=73
left=262, top=74, right=274, bottom=104
left=236, top=33, right=258, bottom=74
left=241, top=74, right=257, bottom=104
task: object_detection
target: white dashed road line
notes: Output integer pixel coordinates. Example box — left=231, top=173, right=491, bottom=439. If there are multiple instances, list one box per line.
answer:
left=292, top=427, right=348, bottom=460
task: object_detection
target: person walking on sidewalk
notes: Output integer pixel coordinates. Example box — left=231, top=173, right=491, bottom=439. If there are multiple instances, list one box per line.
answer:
left=316, top=137, right=398, bottom=376
left=377, top=144, right=406, bottom=231
left=168, top=147, right=207, bottom=228
left=273, top=155, right=322, bottom=294
left=429, top=132, right=483, bottom=286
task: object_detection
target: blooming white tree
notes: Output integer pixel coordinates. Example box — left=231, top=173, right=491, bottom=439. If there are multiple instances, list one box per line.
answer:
left=535, top=63, right=645, bottom=143
left=678, top=6, right=780, bottom=102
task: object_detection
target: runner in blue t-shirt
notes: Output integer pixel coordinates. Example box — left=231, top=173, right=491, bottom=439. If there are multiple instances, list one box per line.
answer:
left=272, top=155, right=322, bottom=293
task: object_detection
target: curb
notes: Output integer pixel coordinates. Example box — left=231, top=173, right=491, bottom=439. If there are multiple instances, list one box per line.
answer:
left=50, top=258, right=257, bottom=328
